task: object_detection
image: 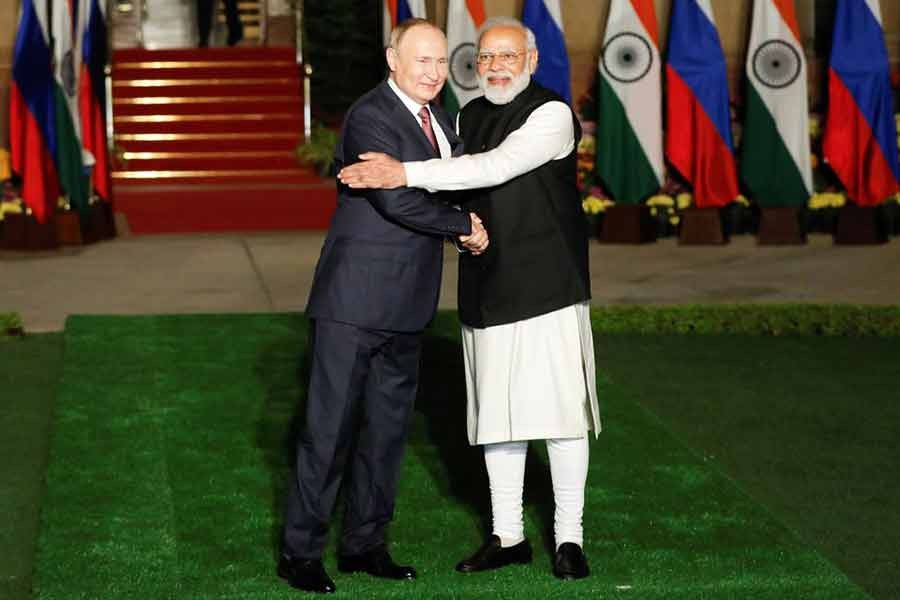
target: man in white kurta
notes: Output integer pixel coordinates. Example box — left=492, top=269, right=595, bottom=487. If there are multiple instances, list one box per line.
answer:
left=339, top=17, right=599, bottom=580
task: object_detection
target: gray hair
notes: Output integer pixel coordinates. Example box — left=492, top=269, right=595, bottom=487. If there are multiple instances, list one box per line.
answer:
left=476, top=17, right=537, bottom=51
left=389, top=18, right=442, bottom=50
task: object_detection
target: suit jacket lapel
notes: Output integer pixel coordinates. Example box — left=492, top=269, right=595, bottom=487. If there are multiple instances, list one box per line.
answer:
left=379, top=81, right=440, bottom=159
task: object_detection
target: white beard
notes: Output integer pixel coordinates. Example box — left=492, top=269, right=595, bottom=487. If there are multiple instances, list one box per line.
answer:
left=479, top=67, right=532, bottom=105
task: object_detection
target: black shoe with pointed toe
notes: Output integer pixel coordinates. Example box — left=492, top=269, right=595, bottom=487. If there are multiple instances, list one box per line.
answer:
left=337, top=546, right=417, bottom=580
left=456, top=535, right=532, bottom=573
left=553, top=542, right=589, bottom=580
left=277, top=555, right=336, bottom=593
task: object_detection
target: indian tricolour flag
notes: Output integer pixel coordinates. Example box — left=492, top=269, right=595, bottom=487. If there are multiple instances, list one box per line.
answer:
left=740, top=0, right=811, bottom=207
left=52, top=0, right=90, bottom=217
left=444, top=0, right=485, bottom=117
left=595, top=0, right=663, bottom=204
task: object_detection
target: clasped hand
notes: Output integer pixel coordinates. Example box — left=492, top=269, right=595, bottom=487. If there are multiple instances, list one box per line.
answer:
left=461, top=213, right=489, bottom=255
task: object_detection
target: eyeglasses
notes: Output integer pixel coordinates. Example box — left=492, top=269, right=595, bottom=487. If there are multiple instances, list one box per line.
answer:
left=475, top=50, right=527, bottom=65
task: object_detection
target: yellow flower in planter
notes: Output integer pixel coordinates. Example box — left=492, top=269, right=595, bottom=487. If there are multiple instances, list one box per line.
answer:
left=735, top=194, right=750, bottom=206
left=0, top=199, right=24, bottom=221
left=582, top=195, right=605, bottom=215
left=809, top=115, right=820, bottom=138
left=676, top=192, right=693, bottom=210
left=669, top=214, right=681, bottom=226
left=646, top=194, right=675, bottom=207
left=577, top=134, right=595, bottom=154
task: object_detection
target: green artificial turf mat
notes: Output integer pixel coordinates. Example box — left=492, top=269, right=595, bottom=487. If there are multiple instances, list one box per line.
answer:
left=596, top=333, right=900, bottom=600
left=0, top=333, right=64, bottom=600
left=33, top=313, right=866, bottom=599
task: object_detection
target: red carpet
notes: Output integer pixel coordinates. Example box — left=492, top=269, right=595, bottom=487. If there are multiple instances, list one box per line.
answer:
left=111, top=47, right=335, bottom=233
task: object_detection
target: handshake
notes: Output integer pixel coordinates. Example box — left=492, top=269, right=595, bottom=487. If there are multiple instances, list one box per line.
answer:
left=460, top=213, right=489, bottom=255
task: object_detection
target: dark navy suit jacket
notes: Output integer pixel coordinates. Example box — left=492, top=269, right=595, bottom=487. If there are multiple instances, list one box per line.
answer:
left=306, top=80, right=471, bottom=332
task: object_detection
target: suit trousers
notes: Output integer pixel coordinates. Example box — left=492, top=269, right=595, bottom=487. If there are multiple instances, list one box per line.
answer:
left=282, top=318, right=422, bottom=559
left=197, top=0, right=242, bottom=45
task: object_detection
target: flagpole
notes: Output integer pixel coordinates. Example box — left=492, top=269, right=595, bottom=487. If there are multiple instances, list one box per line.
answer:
left=46, top=0, right=54, bottom=57
left=105, top=0, right=115, bottom=161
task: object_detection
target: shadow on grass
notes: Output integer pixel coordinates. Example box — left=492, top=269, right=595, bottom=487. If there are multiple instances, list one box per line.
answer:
left=252, top=316, right=559, bottom=564
left=254, top=314, right=310, bottom=561
left=416, top=328, right=558, bottom=558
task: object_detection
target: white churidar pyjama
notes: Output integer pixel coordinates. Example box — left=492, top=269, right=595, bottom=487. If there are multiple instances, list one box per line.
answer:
left=484, top=436, right=590, bottom=549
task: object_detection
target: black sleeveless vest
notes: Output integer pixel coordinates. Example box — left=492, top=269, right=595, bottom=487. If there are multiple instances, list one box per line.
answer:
left=457, top=82, right=590, bottom=328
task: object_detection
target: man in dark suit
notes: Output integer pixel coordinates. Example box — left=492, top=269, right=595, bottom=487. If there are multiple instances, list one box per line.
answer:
left=197, top=0, right=242, bottom=47
left=277, top=19, right=489, bottom=594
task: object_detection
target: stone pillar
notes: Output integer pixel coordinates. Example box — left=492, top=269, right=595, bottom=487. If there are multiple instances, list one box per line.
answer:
left=1, top=0, right=19, bottom=148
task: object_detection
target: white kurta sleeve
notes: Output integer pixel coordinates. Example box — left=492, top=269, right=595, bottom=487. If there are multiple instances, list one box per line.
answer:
left=404, top=101, right=575, bottom=191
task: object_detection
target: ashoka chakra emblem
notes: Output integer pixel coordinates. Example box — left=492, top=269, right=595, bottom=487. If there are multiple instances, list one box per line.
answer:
left=450, top=42, right=479, bottom=91
left=752, top=40, right=801, bottom=89
left=601, top=32, right=653, bottom=84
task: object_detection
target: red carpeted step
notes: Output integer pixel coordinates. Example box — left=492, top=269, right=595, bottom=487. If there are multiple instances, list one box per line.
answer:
left=113, top=135, right=302, bottom=153
left=112, top=81, right=299, bottom=98
left=116, top=152, right=301, bottom=172
left=113, top=169, right=322, bottom=186
left=113, top=64, right=298, bottom=81
left=113, top=97, right=301, bottom=117
left=113, top=116, right=302, bottom=135
left=113, top=184, right=336, bottom=233
left=114, top=47, right=296, bottom=62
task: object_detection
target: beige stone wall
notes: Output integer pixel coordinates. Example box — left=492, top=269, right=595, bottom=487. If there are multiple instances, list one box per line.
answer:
left=1, top=0, right=19, bottom=148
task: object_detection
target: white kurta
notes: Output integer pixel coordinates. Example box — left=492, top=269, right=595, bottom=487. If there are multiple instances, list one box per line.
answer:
left=401, top=96, right=600, bottom=445
left=462, top=302, right=600, bottom=445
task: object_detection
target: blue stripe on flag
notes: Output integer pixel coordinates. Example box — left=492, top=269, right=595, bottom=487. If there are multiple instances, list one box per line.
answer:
left=83, top=0, right=109, bottom=117
left=667, top=0, right=733, bottom=150
left=522, top=0, right=571, bottom=103
left=830, top=0, right=900, bottom=182
left=397, top=0, right=414, bottom=22
left=12, top=0, right=57, bottom=158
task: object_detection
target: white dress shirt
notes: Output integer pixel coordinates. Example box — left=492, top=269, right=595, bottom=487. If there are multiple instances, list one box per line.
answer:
left=403, top=100, right=575, bottom=191
left=386, top=77, right=451, bottom=159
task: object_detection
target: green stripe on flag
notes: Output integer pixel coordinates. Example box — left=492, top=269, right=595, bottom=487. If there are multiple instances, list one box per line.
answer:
left=740, top=83, right=809, bottom=208
left=443, top=85, right=461, bottom=120
left=596, top=75, right=659, bottom=204
left=53, top=85, right=90, bottom=218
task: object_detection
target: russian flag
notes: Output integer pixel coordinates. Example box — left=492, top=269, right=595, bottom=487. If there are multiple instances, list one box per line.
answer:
left=79, top=0, right=111, bottom=201
left=382, top=0, right=427, bottom=47
left=9, top=0, right=60, bottom=223
left=522, top=0, right=571, bottom=104
left=823, top=0, right=900, bottom=206
left=664, top=0, right=739, bottom=207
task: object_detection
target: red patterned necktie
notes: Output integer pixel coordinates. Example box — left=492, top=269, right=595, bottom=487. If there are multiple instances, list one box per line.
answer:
left=418, top=106, right=439, bottom=154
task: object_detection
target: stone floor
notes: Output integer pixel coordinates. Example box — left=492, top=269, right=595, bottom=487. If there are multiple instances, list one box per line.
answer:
left=2, top=232, right=898, bottom=332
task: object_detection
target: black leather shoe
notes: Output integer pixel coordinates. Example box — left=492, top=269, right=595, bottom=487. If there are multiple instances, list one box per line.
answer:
left=277, top=555, right=336, bottom=594
left=338, top=546, right=417, bottom=580
left=553, top=542, right=589, bottom=580
left=456, top=535, right=532, bottom=573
